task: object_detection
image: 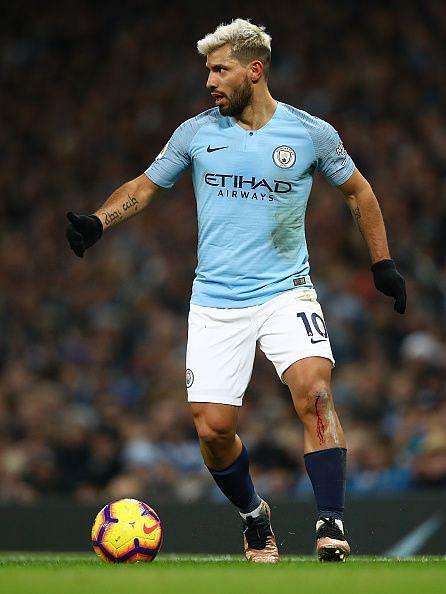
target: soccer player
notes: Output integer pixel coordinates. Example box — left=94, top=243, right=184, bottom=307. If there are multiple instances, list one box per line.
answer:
left=66, top=19, right=406, bottom=562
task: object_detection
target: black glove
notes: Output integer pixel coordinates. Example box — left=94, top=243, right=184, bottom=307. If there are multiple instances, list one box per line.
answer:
left=371, top=259, right=407, bottom=314
left=66, top=211, right=103, bottom=257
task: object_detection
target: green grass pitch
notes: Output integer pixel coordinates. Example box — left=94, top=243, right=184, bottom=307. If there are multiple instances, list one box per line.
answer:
left=0, top=554, right=445, bottom=594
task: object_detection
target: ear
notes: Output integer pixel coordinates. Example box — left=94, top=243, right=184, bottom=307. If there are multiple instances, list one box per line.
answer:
left=249, top=60, right=264, bottom=83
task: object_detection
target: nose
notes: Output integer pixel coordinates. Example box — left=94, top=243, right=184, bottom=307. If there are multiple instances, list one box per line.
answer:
left=206, top=72, right=216, bottom=90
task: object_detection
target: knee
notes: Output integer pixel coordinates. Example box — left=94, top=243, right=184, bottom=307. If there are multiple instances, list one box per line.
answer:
left=192, top=411, right=236, bottom=449
left=293, top=380, right=334, bottom=421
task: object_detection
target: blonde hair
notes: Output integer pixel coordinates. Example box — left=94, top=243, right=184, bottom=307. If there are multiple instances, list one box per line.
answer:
left=197, top=18, right=272, bottom=77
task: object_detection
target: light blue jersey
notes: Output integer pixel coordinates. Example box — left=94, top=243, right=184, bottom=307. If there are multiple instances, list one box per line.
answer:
left=145, top=102, right=355, bottom=307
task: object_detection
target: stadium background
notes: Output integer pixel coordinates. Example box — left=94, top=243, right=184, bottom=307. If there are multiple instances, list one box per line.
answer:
left=0, top=0, right=445, bottom=553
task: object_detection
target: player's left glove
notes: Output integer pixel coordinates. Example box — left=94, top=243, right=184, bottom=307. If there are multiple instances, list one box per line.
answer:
left=371, top=259, right=407, bottom=314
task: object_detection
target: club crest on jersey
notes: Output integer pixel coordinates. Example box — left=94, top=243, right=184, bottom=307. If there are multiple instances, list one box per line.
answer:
left=272, top=145, right=296, bottom=168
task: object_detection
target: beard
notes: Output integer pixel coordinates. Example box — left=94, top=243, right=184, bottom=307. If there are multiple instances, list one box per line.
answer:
left=219, top=76, right=253, bottom=117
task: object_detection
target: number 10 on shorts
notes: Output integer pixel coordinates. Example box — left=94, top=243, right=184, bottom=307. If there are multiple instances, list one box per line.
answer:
left=297, top=311, right=328, bottom=344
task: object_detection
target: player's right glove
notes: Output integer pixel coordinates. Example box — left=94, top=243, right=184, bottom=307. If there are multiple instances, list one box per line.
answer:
left=66, top=211, right=103, bottom=257
left=371, top=259, right=407, bottom=314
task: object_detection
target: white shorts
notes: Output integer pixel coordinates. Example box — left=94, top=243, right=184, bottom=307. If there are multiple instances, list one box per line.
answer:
left=186, top=289, right=334, bottom=406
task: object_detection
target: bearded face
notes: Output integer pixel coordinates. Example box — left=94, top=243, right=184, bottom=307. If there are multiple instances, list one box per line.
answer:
left=206, top=46, right=256, bottom=118
left=217, top=74, right=253, bottom=117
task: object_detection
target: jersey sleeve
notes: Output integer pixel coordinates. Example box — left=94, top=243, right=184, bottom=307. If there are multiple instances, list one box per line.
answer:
left=144, top=120, right=194, bottom=188
left=311, top=119, right=355, bottom=186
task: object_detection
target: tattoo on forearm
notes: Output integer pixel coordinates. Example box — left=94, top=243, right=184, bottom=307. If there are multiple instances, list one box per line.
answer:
left=123, top=194, right=139, bottom=212
left=102, top=194, right=139, bottom=227
left=352, top=206, right=365, bottom=238
left=103, top=209, right=122, bottom=226
left=353, top=206, right=363, bottom=233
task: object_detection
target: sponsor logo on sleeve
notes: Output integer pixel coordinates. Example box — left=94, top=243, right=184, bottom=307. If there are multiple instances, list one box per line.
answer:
left=336, top=141, right=346, bottom=156
left=156, top=141, right=169, bottom=160
left=336, top=141, right=348, bottom=167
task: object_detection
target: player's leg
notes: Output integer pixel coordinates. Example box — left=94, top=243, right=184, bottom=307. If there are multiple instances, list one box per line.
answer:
left=283, top=357, right=350, bottom=561
left=190, top=402, right=260, bottom=510
left=257, top=290, right=349, bottom=561
left=190, top=402, right=277, bottom=562
left=186, top=304, right=278, bottom=562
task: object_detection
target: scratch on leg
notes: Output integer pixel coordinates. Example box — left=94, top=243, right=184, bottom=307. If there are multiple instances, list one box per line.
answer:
left=315, top=393, right=326, bottom=446
left=314, top=391, right=340, bottom=447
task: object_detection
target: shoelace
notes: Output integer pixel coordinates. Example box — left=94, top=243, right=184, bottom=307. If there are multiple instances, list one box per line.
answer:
left=243, top=514, right=272, bottom=550
left=316, top=517, right=346, bottom=540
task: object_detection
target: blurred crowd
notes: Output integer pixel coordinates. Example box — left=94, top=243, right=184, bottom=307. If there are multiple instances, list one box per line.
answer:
left=0, top=0, right=445, bottom=504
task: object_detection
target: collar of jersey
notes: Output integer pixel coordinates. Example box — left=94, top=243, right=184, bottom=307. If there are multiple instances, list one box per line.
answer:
left=227, top=100, right=282, bottom=133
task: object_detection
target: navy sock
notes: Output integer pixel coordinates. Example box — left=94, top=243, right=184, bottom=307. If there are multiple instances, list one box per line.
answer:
left=207, top=444, right=261, bottom=513
left=304, top=447, right=347, bottom=521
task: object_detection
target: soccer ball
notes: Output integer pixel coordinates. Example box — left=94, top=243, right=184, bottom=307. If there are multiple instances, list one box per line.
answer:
left=91, top=498, right=163, bottom=563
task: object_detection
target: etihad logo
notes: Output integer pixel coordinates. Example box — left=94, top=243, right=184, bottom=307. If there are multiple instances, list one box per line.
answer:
left=204, top=173, right=292, bottom=193
left=204, top=173, right=293, bottom=202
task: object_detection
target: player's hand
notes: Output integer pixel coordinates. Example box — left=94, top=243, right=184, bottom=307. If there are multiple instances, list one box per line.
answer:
left=66, top=211, right=103, bottom=257
left=371, top=259, right=407, bottom=314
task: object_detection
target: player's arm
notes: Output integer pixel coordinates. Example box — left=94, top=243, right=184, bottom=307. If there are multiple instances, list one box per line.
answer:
left=66, top=117, right=196, bottom=257
left=95, top=173, right=160, bottom=232
left=339, top=168, right=389, bottom=263
left=339, top=168, right=407, bottom=313
left=66, top=174, right=161, bottom=258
